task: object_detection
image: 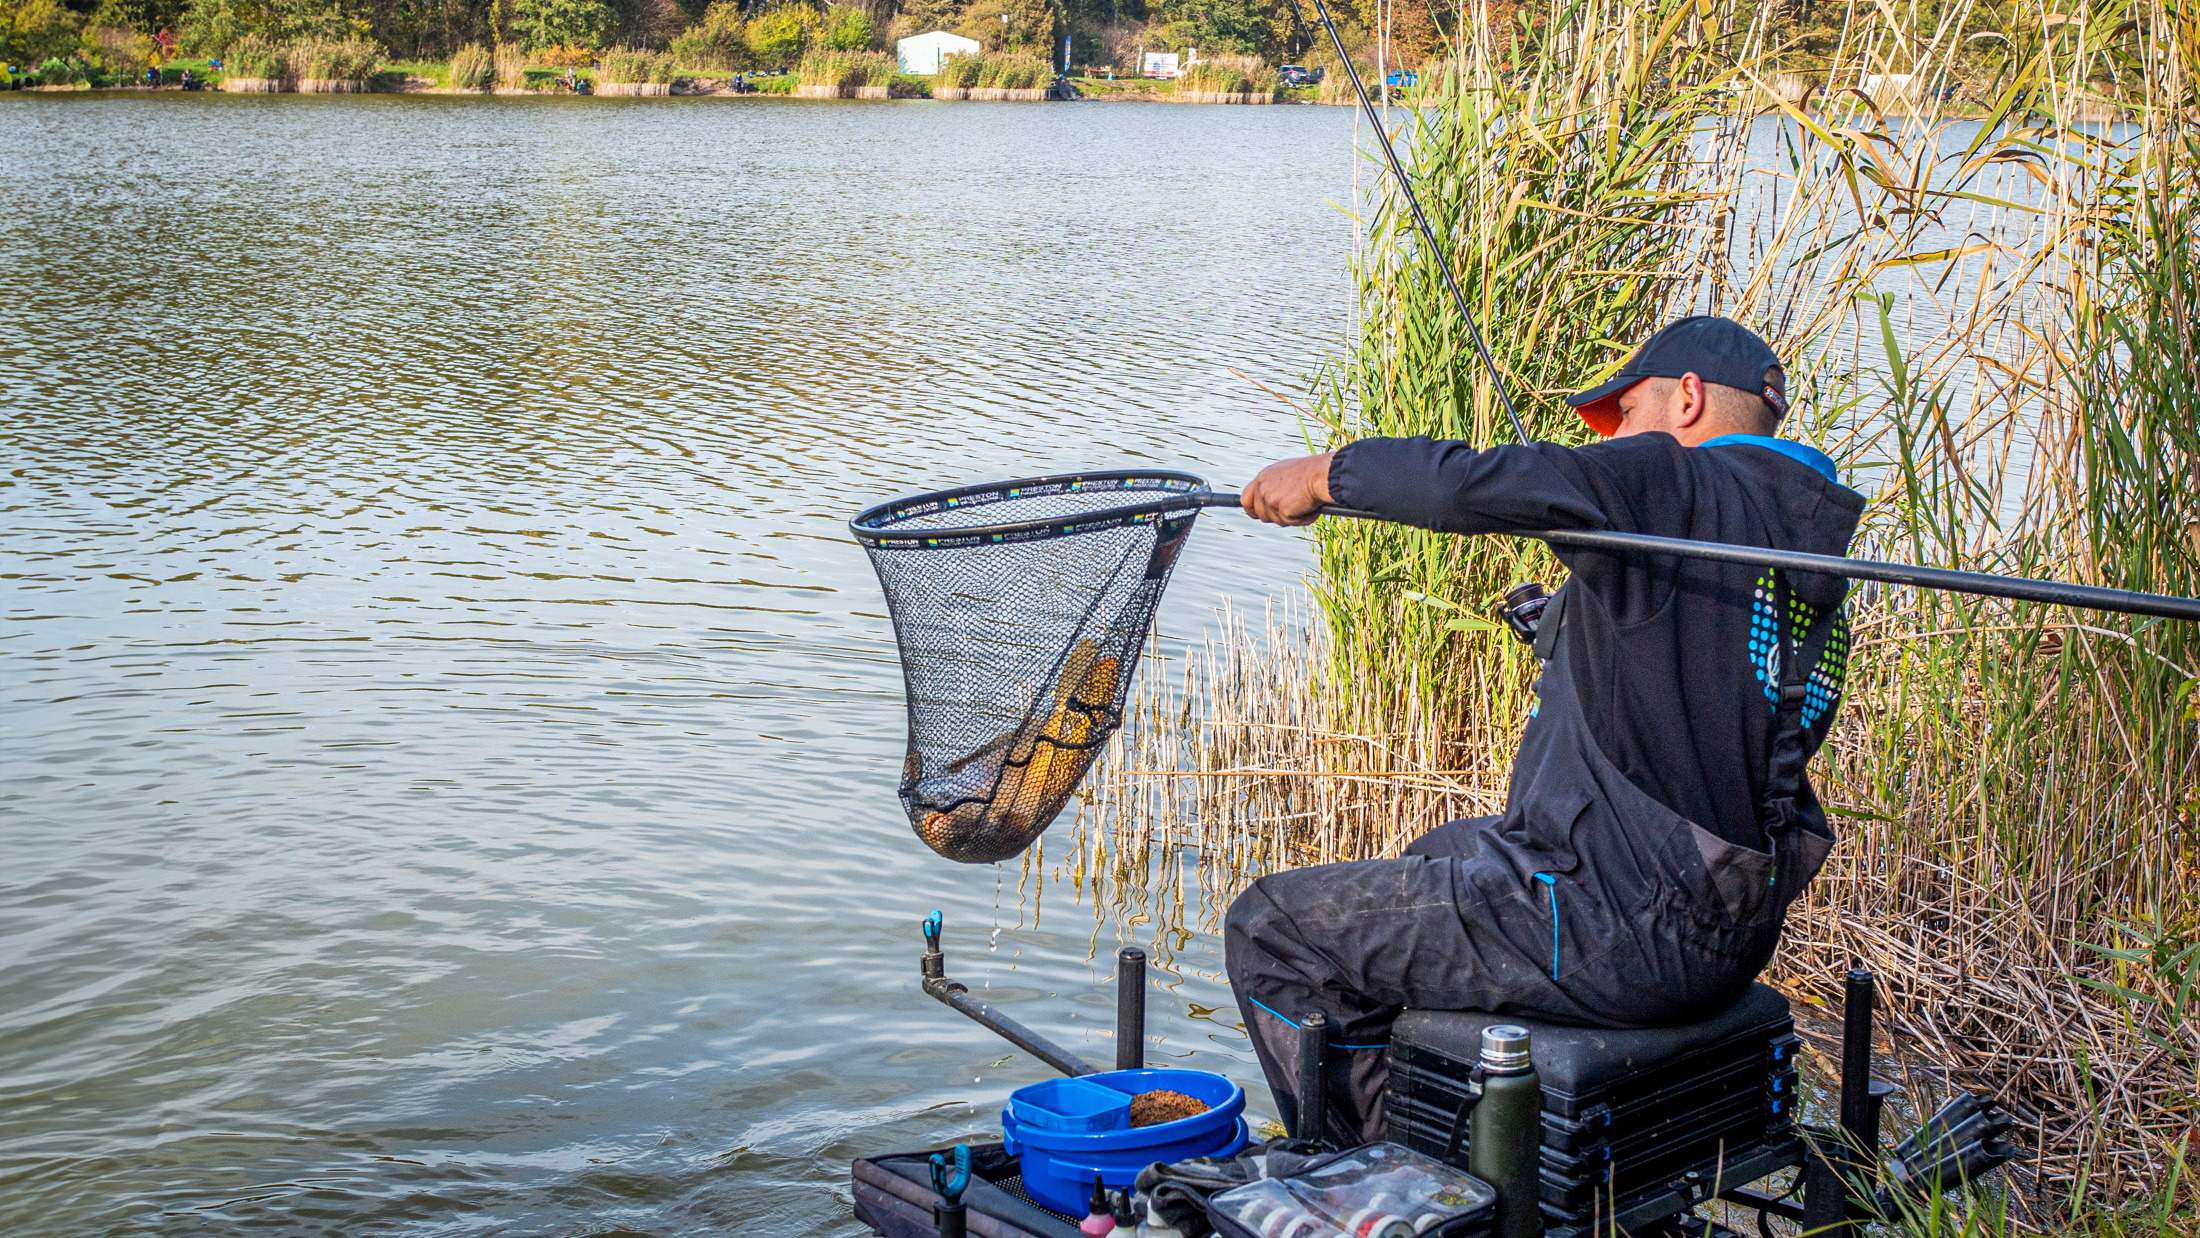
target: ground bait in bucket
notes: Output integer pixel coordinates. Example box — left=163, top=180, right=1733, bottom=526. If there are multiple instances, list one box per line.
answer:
left=1129, top=1089, right=1209, bottom=1126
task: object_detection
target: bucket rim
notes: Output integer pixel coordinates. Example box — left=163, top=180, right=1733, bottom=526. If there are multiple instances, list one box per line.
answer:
left=1000, top=1074, right=1245, bottom=1148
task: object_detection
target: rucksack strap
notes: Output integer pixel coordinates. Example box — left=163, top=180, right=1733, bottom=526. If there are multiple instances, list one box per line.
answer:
left=1764, top=570, right=1813, bottom=807
left=1532, top=580, right=1569, bottom=664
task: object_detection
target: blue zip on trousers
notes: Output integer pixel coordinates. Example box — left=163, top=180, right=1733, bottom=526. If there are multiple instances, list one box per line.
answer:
left=1533, top=873, right=1560, bottom=979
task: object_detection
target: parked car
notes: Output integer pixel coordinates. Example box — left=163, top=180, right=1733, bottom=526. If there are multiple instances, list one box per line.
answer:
left=1279, top=64, right=1324, bottom=87
left=1385, top=68, right=1417, bottom=88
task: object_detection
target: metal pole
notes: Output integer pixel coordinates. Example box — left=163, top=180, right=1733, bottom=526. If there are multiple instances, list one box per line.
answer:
left=1116, top=946, right=1146, bottom=1072
left=1295, top=1011, right=1330, bottom=1142
left=1836, top=969, right=1894, bottom=1225
left=1839, top=969, right=1877, bottom=1149
left=919, top=912, right=1097, bottom=1078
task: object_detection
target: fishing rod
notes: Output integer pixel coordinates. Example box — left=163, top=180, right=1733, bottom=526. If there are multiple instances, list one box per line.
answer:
left=1256, top=1, right=2200, bottom=626
left=1189, top=493, right=2200, bottom=623
left=1283, top=0, right=1531, bottom=449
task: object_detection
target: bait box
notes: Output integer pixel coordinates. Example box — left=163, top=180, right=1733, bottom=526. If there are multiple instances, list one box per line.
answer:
left=1382, top=983, right=1802, bottom=1238
left=1008, top=1076, right=1132, bottom=1133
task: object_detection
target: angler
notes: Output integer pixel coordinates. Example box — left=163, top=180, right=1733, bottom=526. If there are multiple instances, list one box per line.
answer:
left=1229, top=314, right=1863, bottom=1144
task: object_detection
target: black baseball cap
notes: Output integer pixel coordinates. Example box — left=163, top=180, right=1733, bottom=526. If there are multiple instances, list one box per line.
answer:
left=1565, top=316, right=1788, bottom=436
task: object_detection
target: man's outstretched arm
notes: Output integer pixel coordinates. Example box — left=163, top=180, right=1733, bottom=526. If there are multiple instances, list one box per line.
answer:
left=1242, top=438, right=1620, bottom=534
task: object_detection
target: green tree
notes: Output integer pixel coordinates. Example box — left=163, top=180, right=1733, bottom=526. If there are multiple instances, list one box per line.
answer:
left=897, top=0, right=960, bottom=33
left=954, top=0, right=1057, bottom=51
left=669, top=0, right=749, bottom=66
left=2, top=0, right=83, bottom=65
left=744, top=6, right=806, bottom=62
left=177, top=0, right=357, bottom=55
left=1154, top=0, right=1262, bottom=53
left=820, top=2, right=871, bottom=49
left=509, top=0, right=612, bottom=48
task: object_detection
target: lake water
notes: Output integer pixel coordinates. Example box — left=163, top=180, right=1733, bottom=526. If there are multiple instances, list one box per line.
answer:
left=0, top=93, right=1362, bottom=1236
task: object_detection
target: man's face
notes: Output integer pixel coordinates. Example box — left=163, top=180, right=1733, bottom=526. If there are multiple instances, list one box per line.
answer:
left=1611, top=377, right=1685, bottom=439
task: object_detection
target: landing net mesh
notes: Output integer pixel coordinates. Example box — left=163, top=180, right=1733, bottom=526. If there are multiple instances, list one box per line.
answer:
left=851, top=472, right=1208, bottom=863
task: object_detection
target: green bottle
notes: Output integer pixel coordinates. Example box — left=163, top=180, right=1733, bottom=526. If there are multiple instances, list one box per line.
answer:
left=1468, top=1025, right=1544, bottom=1238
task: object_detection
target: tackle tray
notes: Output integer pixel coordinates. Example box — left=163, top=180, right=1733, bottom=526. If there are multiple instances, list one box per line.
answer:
left=1383, top=984, right=1803, bottom=1238
left=853, top=1142, right=1085, bottom=1238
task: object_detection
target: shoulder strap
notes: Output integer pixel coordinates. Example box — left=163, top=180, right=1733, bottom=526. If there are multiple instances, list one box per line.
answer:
left=1532, top=580, right=1569, bottom=664
left=1764, top=570, right=1811, bottom=805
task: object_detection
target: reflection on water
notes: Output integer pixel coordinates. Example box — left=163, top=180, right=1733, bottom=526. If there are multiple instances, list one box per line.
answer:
left=0, top=93, right=1360, bottom=1236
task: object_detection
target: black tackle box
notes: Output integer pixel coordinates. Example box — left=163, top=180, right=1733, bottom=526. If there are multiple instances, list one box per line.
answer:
left=853, top=1143, right=1085, bottom=1238
left=1383, top=984, right=1804, bottom=1238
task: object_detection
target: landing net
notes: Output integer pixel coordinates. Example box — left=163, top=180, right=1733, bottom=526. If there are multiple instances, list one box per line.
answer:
left=850, top=472, right=1210, bottom=864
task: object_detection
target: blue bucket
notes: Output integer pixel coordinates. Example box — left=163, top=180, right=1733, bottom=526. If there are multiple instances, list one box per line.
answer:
left=1001, top=1068, right=1247, bottom=1216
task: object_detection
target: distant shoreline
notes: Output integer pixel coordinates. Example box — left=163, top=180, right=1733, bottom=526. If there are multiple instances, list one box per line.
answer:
left=3, top=60, right=1333, bottom=105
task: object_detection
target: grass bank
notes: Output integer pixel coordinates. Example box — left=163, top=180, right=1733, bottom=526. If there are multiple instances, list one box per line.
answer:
left=1067, top=0, right=2200, bottom=1226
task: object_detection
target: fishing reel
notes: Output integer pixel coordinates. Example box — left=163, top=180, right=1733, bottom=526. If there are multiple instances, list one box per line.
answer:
left=1501, top=582, right=1551, bottom=646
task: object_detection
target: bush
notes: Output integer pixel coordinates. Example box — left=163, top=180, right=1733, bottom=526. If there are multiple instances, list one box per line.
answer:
left=796, top=47, right=891, bottom=87
left=296, top=37, right=378, bottom=79
left=744, top=6, right=809, bottom=65
left=668, top=0, right=749, bottom=69
left=819, top=3, right=872, bottom=51
left=509, top=0, right=614, bottom=53
left=530, top=41, right=592, bottom=66
left=223, top=32, right=288, bottom=78
left=596, top=44, right=673, bottom=83
left=3, top=0, right=83, bottom=67
left=448, top=41, right=493, bottom=88
left=32, top=54, right=90, bottom=83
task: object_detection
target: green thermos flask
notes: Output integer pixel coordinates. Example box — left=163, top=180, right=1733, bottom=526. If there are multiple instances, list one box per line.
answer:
left=1469, top=1024, right=1543, bottom=1238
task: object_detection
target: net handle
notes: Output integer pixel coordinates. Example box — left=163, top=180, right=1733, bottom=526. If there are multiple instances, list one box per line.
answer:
left=1199, top=493, right=2200, bottom=622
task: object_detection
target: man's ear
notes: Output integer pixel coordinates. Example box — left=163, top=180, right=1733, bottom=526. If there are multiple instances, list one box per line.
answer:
left=1674, top=372, right=1708, bottom=429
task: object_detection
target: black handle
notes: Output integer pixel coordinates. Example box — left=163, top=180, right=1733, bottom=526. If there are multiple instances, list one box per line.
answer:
left=1197, top=492, right=2200, bottom=622
left=1442, top=1062, right=1489, bottom=1166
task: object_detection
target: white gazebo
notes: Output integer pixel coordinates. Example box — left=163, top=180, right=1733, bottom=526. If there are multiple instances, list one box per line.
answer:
left=897, top=30, right=983, bottom=75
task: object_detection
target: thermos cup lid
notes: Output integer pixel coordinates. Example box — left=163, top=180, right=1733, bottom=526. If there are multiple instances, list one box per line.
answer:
left=1479, top=1025, right=1532, bottom=1071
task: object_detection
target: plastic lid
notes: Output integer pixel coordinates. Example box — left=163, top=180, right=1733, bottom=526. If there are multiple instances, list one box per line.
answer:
left=1480, top=1024, right=1532, bottom=1071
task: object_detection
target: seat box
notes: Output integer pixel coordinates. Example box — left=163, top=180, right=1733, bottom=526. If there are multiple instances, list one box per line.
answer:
left=1383, top=983, right=1803, bottom=1238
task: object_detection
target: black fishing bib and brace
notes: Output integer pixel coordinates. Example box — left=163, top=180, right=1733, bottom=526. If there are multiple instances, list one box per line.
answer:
left=1223, top=572, right=1839, bottom=1145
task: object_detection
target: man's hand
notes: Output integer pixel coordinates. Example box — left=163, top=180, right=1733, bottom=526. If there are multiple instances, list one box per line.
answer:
left=1242, top=452, right=1336, bottom=526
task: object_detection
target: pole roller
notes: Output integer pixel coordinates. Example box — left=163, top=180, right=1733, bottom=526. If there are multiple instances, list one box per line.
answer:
left=1116, top=946, right=1146, bottom=1073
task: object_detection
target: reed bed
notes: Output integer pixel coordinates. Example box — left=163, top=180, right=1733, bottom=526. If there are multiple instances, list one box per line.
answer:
left=222, top=34, right=292, bottom=83
left=447, top=42, right=494, bottom=90
left=597, top=46, right=677, bottom=85
left=1178, top=54, right=1281, bottom=95
left=934, top=51, right=1052, bottom=90
left=493, top=43, right=527, bottom=91
left=1063, top=0, right=2200, bottom=1220
left=797, top=49, right=895, bottom=87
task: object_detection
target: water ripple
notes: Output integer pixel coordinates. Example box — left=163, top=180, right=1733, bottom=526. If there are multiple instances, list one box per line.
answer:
left=0, top=93, right=1355, bottom=1235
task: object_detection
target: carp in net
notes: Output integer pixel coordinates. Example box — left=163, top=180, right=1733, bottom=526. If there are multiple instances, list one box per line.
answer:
left=851, top=472, right=1215, bottom=863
